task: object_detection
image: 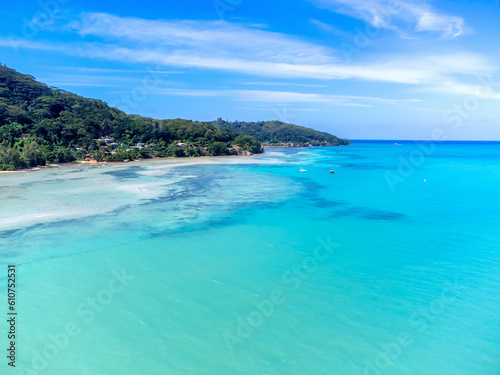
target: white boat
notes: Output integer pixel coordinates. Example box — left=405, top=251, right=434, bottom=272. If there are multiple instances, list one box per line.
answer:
left=299, top=168, right=307, bottom=172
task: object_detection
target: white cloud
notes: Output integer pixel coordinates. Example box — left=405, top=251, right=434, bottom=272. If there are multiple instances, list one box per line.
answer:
left=242, top=81, right=329, bottom=87
left=311, top=0, right=467, bottom=38
left=54, top=66, right=184, bottom=74
left=0, top=12, right=489, bottom=87
left=38, top=73, right=178, bottom=89
left=149, top=88, right=422, bottom=107
left=44, top=82, right=115, bottom=87
left=415, top=10, right=465, bottom=37
left=75, top=44, right=488, bottom=84
left=309, top=19, right=346, bottom=36
left=421, top=80, right=500, bottom=101
left=73, top=12, right=335, bottom=65
left=0, top=38, right=61, bottom=51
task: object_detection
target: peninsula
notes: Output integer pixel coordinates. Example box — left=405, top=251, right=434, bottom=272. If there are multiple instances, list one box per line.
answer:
left=0, top=65, right=348, bottom=171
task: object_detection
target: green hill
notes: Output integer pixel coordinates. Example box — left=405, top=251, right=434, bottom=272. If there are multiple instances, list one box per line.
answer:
left=0, top=65, right=349, bottom=171
left=0, top=65, right=263, bottom=170
left=212, top=118, right=350, bottom=146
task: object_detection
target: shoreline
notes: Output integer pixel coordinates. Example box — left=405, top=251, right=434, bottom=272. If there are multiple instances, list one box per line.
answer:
left=263, top=144, right=350, bottom=148
left=0, top=153, right=262, bottom=174
left=0, top=144, right=352, bottom=174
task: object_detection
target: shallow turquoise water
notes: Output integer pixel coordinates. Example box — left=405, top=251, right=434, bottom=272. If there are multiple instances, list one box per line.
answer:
left=1, top=142, right=499, bottom=374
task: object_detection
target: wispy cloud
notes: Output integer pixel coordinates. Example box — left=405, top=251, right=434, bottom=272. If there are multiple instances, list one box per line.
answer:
left=309, top=19, right=346, bottom=36
left=242, top=81, right=329, bottom=87
left=73, top=13, right=334, bottom=65
left=54, top=66, right=185, bottom=74
left=45, top=82, right=116, bottom=87
left=36, top=72, right=179, bottom=90
left=310, top=0, right=467, bottom=38
left=421, top=80, right=500, bottom=101
left=232, top=90, right=421, bottom=106
left=0, top=12, right=488, bottom=87
left=147, top=88, right=422, bottom=107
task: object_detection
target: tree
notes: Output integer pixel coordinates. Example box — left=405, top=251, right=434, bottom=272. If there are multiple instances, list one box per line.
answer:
left=169, top=145, right=186, bottom=157
left=0, top=145, right=27, bottom=170
left=0, top=122, right=24, bottom=147
left=233, top=135, right=262, bottom=154
left=92, top=149, right=105, bottom=162
left=207, top=142, right=229, bottom=156
left=186, top=147, right=201, bottom=157
left=22, top=141, right=45, bottom=167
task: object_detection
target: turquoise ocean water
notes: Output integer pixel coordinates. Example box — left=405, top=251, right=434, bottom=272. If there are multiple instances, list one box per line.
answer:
left=0, top=142, right=499, bottom=374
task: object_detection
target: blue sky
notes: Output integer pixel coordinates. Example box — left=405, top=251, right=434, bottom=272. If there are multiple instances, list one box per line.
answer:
left=1, top=0, right=500, bottom=139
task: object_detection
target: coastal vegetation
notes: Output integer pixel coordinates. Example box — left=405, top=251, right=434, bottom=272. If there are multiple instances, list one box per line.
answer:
left=0, top=65, right=347, bottom=170
left=212, top=118, right=350, bottom=147
left=0, top=65, right=263, bottom=170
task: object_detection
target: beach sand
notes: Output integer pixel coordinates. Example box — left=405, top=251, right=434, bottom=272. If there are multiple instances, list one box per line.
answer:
left=0, top=154, right=261, bottom=174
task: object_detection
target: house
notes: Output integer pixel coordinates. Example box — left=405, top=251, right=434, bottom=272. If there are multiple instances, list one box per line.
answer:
left=102, top=140, right=118, bottom=148
left=136, top=143, right=145, bottom=148
left=177, top=142, right=186, bottom=148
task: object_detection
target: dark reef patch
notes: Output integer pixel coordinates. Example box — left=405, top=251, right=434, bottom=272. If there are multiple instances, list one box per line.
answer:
left=361, top=209, right=406, bottom=221
left=325, top=206, right=407, bottom=221
left=102, top=167, right=144, bottom=180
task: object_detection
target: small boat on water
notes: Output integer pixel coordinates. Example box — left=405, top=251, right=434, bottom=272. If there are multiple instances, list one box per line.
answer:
left=330, top=170, right=335, bottom=174
left=394, top=142, right=401, bottom=146
left=299, top=168, right=307, bottom=172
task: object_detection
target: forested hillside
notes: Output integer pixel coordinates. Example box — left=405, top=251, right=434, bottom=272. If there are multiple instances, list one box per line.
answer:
left=213, top=119, right=350, bottom=146
left=0, top=65, right=349, bottom=171
left=0, top=65, right=262, bottom=170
